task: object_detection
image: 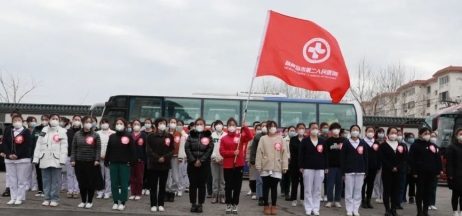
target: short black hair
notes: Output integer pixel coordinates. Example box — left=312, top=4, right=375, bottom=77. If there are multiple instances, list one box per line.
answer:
left=329, top=122, right=341, bottom=130
left=10, top=109, right=21, bottom=117
left=308, top=122, right=318, bottom=129
left=154, top=117, right=167, bottom=128
left=350, top=124, right=361, bottom=131
left=26, top=116, right=36, bottom=123
left=296, top=123, right=306, bottom=129
left=100, top=117, right=110, bottom=124
left=320, top=122, right=329, bottom=128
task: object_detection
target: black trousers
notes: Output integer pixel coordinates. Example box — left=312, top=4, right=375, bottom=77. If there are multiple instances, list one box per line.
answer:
left=224, top=167, right=244, bottom=205
left=249, top=180, right=256, bottom=193
left=452, top=190, right=462, bottom=211
left=415, top=173, right=435, bottom=212
left=382, top=171, right=401, bottom=210
left=35, top=163, right=43, bottom=191
left=187, top=162, right=210, bottom=204
left=143, top=162, right=150, bottom=189
left=280, top=172, right=290, bottom=194
left=149, top=170, right=169, bottom=207
left=262, top=176, right=280, bottom=206
left=362, top=169, right=376, bottom=200
left=406, top=173, right=416, bottom=197
left=290, top=166, right=304, bottom=201
left=80, top=187, right=95, bottom=203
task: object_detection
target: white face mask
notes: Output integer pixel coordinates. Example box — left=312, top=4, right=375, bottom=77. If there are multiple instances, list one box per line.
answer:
left=65, top=125, right=71, bottom=130
left=269, top=127, right=277, bottom=134
left=115, top=124, right=125, bottom=131
left=13, top=121, right=23, bottom=129
left=458, top=136, right=462, bottom=141
left=422, top=135, right=430, bottom=141
left=169, top=123, right=177, bottom=130
left=100, top=123, right=109, bottom=130
left=397, top=136, right=403, bottom=141
left=261, top=127, right=268, bottom=133
left=310, top=129, right=319, bottom=136
left=195, top=125, right=204, bottom=132
left=430, top=137, right=437, bottom=143
left=133, top=125, right=141, bottom=131
left=84, top=123, right=93, bottom=130
left=73, top=121, right=81, bottom=127
left=351, top=131, right=360, bottom=138
left=366, top=132, right=374, bottom=139
left=388, top=134, right=398, bottom=141
left=298, top=129, right=305, bottom=135
left=284, top=132, right=288, bottom=137
left=42, top=121, right=49, bottom=126
left=332, top=129, right=340, bottom=135
left=145, top=124, right=152, bottom=129
left=227, top=126, right=236, bottom=133
left=158, top=124, right=166, bottom=131
left=215, top=124, right=223, bottom=131
left=50, top=120, right=59, bottom=127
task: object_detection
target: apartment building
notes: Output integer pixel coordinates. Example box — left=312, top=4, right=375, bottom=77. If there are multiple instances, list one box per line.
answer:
left=363, top=66, right=462, bottom=117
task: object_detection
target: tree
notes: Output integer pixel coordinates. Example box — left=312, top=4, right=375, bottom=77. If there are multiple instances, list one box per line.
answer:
left=253, top=77, right=328, bottom=99
left=0, top=68, right=39, bottom=103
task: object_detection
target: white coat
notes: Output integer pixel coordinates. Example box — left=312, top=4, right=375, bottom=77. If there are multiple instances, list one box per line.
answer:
left=33, top=126, right=68, bottom=169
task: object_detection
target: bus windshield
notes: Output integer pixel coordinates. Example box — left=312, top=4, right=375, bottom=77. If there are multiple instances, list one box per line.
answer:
left=437, top=116, right=455, bottom=148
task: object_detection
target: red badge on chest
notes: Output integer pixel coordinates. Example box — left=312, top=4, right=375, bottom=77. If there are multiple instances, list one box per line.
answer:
left=165, top=138, right=171, bottom=146
left=429, top=145, right=436, bottom=153
left=14, top=135, right=24, bottom=144
left=397, top=145, right=404, bottom=153
left=233, top=137, right=239, bottom=144
left=53, top=134, right=60, bottom=143
left=137, top=138, right=144, bottom=146
left=174, top=136, right=180, bottom=143
left=86, top=136, right=94, bottom=145
left=274, top=142, right=282, bottom=151
left=372, top=144, right=379, bottom=151
left=121, top=136, right=129, bottom=145
left=338, top=143, right=343, bottom=150
left=316, top=145, right=323, bottom=153
left=357, top=146, right=364, bottom=154
left=200, top=137, right=210, bottom=145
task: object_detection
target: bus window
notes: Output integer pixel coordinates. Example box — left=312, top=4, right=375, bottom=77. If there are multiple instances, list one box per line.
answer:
left=319, top=104, right=357, bottom=129
left=243, top=101, right=278, bottom=124
left=112, top=96, right=128, bottom=108
left=106, top=110, right=126, bottom=127
left=437, top=116, right=455, bottom=148
left=280, top=102, right=317, bottom=127
left=204, top=99, right=240, bottom=125
left=129, top=97, right=162, bottom=122
left=165, top=98, right=201, bottom=123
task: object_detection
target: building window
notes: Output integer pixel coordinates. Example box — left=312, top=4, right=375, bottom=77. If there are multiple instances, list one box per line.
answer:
left=426, top=113, right=430, bottom=116
left=435, top=104, right=437, bottom=110
left=408, top=101, right=415, bottom=109
left=439, top=75, right=449, bottom=85
left=435, top=90, right=438, bottom=95
left=427, top=86, right=431, bottom=94
left=427, top=100, right=430, bottom=107
left=408, top=88, right=415, bottom=96
left=439, top=91, right=449, bottom=102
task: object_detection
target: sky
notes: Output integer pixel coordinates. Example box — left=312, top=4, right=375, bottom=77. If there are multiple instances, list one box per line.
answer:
left=0, top=0, right=461, bottom=105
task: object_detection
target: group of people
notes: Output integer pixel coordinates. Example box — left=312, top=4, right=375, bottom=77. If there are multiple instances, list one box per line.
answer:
left=1, top=109, right=461, bottom=216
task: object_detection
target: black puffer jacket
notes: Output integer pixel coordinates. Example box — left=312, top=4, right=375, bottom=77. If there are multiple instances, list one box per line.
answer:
left=185, top=130, right=213, bottom=163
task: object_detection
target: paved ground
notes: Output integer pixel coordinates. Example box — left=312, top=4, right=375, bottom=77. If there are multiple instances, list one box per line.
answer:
left=0, top=172, right=454, bottom=216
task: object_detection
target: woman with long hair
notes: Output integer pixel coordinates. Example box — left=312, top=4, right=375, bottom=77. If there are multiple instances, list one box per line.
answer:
left=210, top=120, right=226, bottom=204
left=66, top=115, right=82, bottom=199
left=361, top=126, right=381, bottom=209
left=374, top=127, right=386, bottom=204
left=129, top=119, right=147, bottom=200
left=96, top=117, right=115, bottom=199
left=142, top=118, right=154, bottom=196
left=165, top=117, right=184, bottom=202
left=446, top=128, right=462, bottom=216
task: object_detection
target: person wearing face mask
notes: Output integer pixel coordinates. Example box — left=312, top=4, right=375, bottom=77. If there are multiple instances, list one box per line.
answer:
left=176, top=119, right=190, bottom=196
left=428, top=132, right=439, bottom=211
left=126, top=122, right=132, bottom=133
left=299, top=123, right=328, bottom=216
left=250, top=121, right=268, bottom=206
left=1, top=110, right=22, bottom=198
left=3, top=115, right=33, bottom=205
left=403, top=133, right=416, bottom=204
left=325, top=123, right=345, bottom=209
left=209, top=120, right=227, bottom=204
left=289, top=123, right=306, bottom=207
left=24, top=116, right=38, bottom=192
left=104, top=118, right=136, bottom=211
left=281, top=126, right=295, bottom=200
left=26, top=116, right=37, bottom=133
left=445, top=128, right=462, bottom=216
left=128, top=119, right=147, bottom=201
left=341, top=125, right=368, bottom=216
left=145, top=118, right=174, bottom=212
left=282, top=128, right=289, bottom=138
left=408, top=128, right=442, bottom=216
left=374, top=127, right=386, bottom=204
left=255, top=120, right=288, bottom=215
left=361, top=126, right=381, bottom=209
left=165, top=118, right=183, bottom=202
left=319, top=122, right=331, bottom=202
left=142, top=118, right=154, bottom=196
left=65, top=115, right=82, bottom=199
left=33, top=114, right=68, bottom=207
left=27, top=114, right=50, bottom=198
left=206, top=122, right=217, bottom=199
left=396, top=131, right=409, bottom=210
left=91, top=117, right=98, bottom=132
left=246, top=123, right=261, bottom=198
left=379, top=127, right=407, bottom=216
left=219, top=118, right=253, bottom=214
left=95, top=118, right=115, bottom=199
left=59, top=117, right=70, bottom=193
left=185, top=118, right=214, bottom=213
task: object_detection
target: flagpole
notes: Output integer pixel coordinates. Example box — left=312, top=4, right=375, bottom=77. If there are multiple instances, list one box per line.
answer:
left=234, top=10, right=271, bottom=166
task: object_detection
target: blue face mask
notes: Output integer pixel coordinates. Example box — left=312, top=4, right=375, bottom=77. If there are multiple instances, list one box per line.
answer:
left=289, top=132, right=297, bottom=137
left=127, top=128, right=132, bottom=133
left=408, top=138, right=415, bottom=144
left=91, top=122, right=97, bottom=127
left=322, top=129, right=329, bottom=134
left=59, top=122, right=64, bottom=127
left=377, top=134, right=385, bottom=139
left=29, top=122, right=37, bottom=128
left=176, top=126, right=183, bottom=131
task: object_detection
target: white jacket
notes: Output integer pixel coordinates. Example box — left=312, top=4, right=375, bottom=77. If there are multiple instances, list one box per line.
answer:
left=178, top=131, right=189, bottom=159
left=211, top=131, right=227, bottom=161
left=33, top=126, right=68, bottom=169
left=97, top=129, right=115, bottom=157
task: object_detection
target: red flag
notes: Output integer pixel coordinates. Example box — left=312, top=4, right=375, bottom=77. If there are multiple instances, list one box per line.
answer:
left=255, top=10, right=350, bottom=103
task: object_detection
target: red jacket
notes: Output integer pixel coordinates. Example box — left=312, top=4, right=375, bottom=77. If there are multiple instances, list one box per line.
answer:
left=219, top=126, right=253, bottom=169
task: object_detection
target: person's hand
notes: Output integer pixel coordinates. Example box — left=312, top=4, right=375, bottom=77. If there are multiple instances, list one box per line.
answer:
left=257, top=169, right=262, bottom=174
left=195, top=160, right=201, bottom=167
left=100, top=156, right=105, bottom=160
left=392, top=167, right=397, bottom=172
left=299, top=168, right=304, bottom=173
left=325, top=169, right=329, bottom=174
left=241, top=120, right=246, bottom=127
left=71, top=162, right=75, bottom=166
left=282, top=169, right=287, bottom=174
left=247, top=162, right=252, bottom=167
left=364, top=175, right=367, bottom=179
left=94, top=161, right=99, bottom=166
left=440, top=171, right=444, bottom=175
left=0, top=153, right=5, bottom=158
left=9, top=155, right=17, bottom=160
left=159, top=157, right=165, bottom=163
left=178, top=158, right=183, bottom=164
left=413, top=175, right=418, bottom=178
left=234, top=150, right=239, bottom=156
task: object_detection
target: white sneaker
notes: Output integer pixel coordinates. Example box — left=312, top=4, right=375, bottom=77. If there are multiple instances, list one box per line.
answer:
left=325, top=202, right=332, bottom=207
left=158, top=206, right=164, bottom=212
left=145, top=190, right=150, bottom=195
left=104, top=194, right=111, bottom=199
left=151, top=206, right=158, bottom=212
left=31, top=187, right=38, bottom=192
left=14, top=200, right=22, bottom=205
left=334, top=202, right=342, bottom=208
left=454, top=211, right=460, bottom=216
left=354, top=212, right=360, bottom=216
left=78, top=203, right=86, bottom=208
left=129, top=196, right=135, bottom=200
left=291, top=200, right=297, bottom=207
left=50, top=201, right=58, bottom=207
left=135, top=196, right=141, bottom=200
left=300, top=200, right=305, bottom=206
left=346, top=212, right=353, bottom=216
left=375, top=198, right=383, bottom=204
left=96, top=194, right=103, bottom=199
left=42, top=201, right=50, bottom=206
left=177, top=191, right=182, bottom=197
left=128, top=186, right=131, bottom=191
left=117, top=204, right=125, bottom=211
left=142, top=189, right=146, bottom=195
left=112, top=204, right=118, bottom=210
left=7, top=200, right=15, bottom=205
left=323, top=195, right=328, bottom=201
left=85, top=203, right=93, bottom=209
left=251, top=194, right=257, bottom=200
left=246, top=190, right=252, bottom=196
left=313, top=212, right=320, bottom=215
left=430, top=205, right=438, bottom=210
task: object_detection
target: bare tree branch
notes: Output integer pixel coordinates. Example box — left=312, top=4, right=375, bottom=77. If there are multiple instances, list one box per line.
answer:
left=0, top=68, right=40, bottom=103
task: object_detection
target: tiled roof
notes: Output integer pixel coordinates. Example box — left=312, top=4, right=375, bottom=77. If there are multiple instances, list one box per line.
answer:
left=433, top=65, right=462, bottom=77
left=364, top=116, right=425, bottom=127
left=0, top=103, right=104, bottom=115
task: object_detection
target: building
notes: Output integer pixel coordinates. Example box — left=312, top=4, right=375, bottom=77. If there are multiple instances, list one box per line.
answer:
left=363, top=66, right=462, bottom=118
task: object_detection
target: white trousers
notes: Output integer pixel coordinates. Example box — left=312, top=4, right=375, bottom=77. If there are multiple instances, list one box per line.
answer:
left=303, top=169, right=324, bottom=213
left=97, top=160, right=111, bottom=196
left=65, top=157, right=79, bottom=193
left=167, top=157, right=182, bottom=193
left=27, top=163, right=38, bottom=189
left=5, top=160, right=31, bottom=201
left=345, top=173, right=365, bottom=214
left=374, top=170, right=383, bottom=198
left=178, top=160, right=189, bottom=189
